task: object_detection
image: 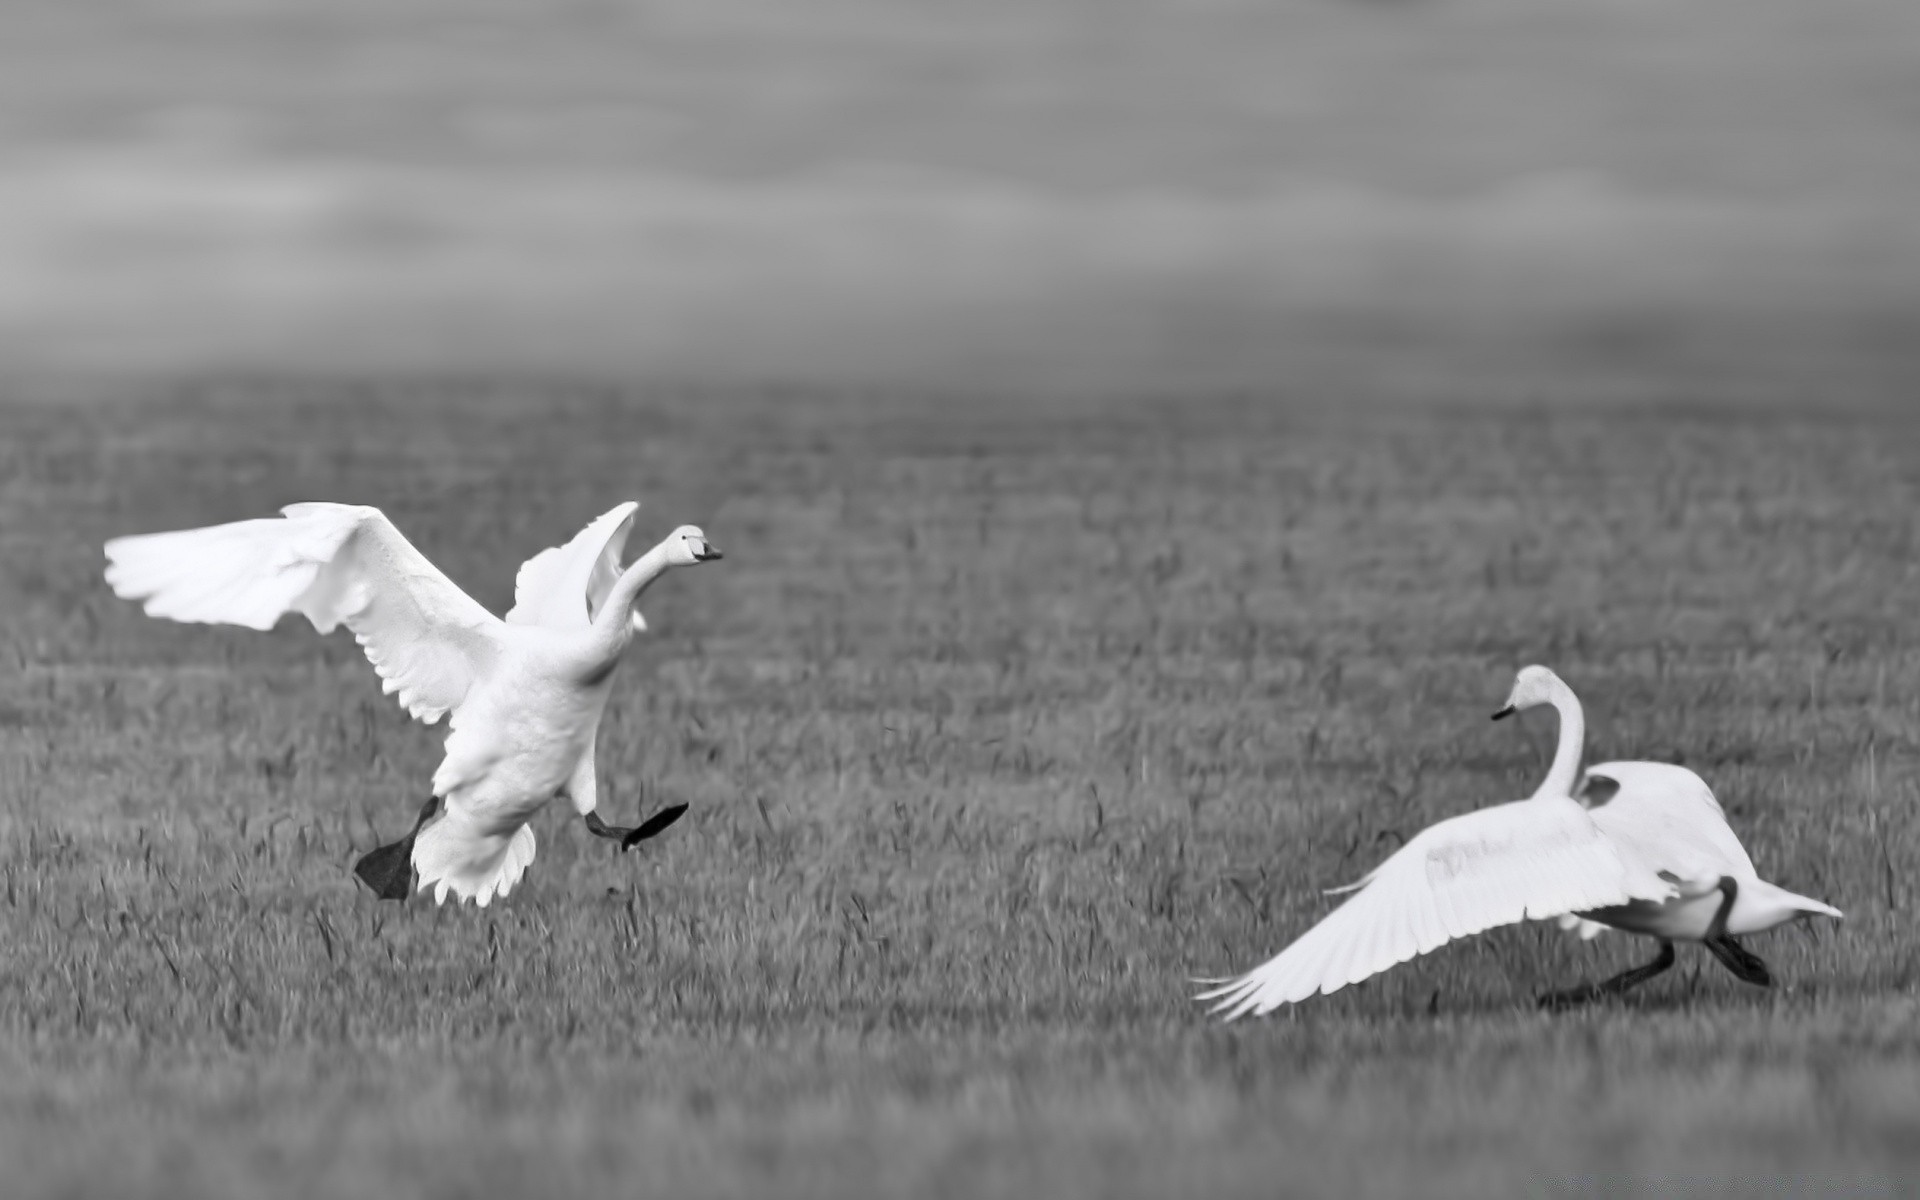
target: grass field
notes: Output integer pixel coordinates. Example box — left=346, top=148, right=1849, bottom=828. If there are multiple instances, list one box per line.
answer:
left=3, top=379, right=1919, bottom=1197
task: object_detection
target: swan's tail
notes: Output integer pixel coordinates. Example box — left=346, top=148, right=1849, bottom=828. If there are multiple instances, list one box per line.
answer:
left=1755, top=880, right=1844, bottom=922
left=412, top=812, right=537, bottom=907
left=1797, top=897, right=1845, bottom=921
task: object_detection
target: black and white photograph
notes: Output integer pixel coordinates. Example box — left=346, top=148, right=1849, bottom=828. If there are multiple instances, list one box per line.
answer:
left=3, top=1, right=1917, bottom=1196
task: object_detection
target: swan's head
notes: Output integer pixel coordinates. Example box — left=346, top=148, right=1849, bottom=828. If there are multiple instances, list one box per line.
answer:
left=664, top=525, right=723, bottom=567
left=1492, top=664, right=1565, bottom=721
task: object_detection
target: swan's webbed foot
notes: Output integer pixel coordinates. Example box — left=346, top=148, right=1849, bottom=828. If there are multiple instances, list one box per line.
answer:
left=353, top=840, right=415, bottom=900
left=1538, top=940, right=1677, bottom=1010
left=354, top=796, right=439, bottom=901
left=1703, top=934, right=1772, bottom=986
left=584, top=803, right=690, bottom=852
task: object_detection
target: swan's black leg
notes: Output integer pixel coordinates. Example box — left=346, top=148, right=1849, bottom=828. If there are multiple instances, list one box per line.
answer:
left=622, top=803, right=688, bottom=848
left=1538, top=940, right=1677, bottom=1009
left=1704, top=935, right=1772, bottom=986
left=1696, top=875, right=1771, bottom=984
left=584, top=803, right=689, bottom=852
left=353, top=796, right=438, bottom=901
left=1705, top=876, right=1739, bottom=938
left=583, top=811, right=629, bottom=842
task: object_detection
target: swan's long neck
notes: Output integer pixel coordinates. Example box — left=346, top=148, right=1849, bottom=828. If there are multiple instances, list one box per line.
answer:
left=581, top=543, right=673, bottom=672
left=1535, top=680, right=1586, bottom=799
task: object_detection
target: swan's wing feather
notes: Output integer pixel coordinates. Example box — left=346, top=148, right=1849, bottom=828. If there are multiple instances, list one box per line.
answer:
left=1196, top=797, right=1677, bottom=1019
left=505, top=502, right=639, bottom=630
left=1584, top=761, right=1757, bottom=882
left=105, top=503, right=498, bottom=724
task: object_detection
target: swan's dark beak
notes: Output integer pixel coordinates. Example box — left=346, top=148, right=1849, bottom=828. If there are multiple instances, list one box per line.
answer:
left=1491, top=705, right=1516, bottom=721
left=695, top=543, right=723, bottom=562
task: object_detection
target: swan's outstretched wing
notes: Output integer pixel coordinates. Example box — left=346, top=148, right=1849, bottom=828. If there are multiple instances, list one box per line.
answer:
left=104, top=503, right=499, bottom=724
left=1196, top=796, right=1678, bottom=1019
left=505, top=501, right=639, bottom=630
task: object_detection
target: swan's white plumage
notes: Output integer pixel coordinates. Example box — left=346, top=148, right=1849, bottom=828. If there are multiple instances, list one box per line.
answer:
left=1556, top=914, right=1610, bottom=940
left=104, top=500, right=715, bottom=907
left=503, top=503, right=642, bottom=816
left=506, top=501, right=638, bottom=630
left=1568, top=759, right=1838, bottom=939
left=414, top=817, right=537, bottom=908
left=561, top=733, right=600, bottom=817
left=1580, top=760, right=1754, bottom=890
left=1494, top=664, right=1834, bottom=944
left=1198, top=665, right=1841, bottom=1019
left=1197, top=796, right=1678, bottom=1019
left=105, top=504, right=497, bottom=725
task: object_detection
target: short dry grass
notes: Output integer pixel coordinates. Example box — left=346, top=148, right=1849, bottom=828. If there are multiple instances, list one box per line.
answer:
left=2, top=379, right=1917, bottom=1197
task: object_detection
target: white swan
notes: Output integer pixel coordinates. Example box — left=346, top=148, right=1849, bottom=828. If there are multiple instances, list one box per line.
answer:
left=103, top=501, right=720, bottom=906
left=1493, top=665, right=1841, bottom=1006
left=1196, top=666, right=1840, bottom=1019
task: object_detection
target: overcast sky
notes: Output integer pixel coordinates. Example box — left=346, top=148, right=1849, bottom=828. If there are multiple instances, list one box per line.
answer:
left=5, top=0, right=1917, bottom=392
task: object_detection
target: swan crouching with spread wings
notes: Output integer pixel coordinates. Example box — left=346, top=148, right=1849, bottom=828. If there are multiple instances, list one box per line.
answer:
left=104, top=501, right=719, bottom=906
left=1197, top=666, right=1840, bottom=1019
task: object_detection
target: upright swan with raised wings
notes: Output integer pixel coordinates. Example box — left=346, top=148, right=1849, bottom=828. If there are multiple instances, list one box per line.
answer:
left=104, top=501, right=720, bottom=906
left=1196, top=665, right=1840, bottom=1018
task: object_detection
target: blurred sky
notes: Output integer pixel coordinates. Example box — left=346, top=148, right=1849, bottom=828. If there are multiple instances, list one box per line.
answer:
left=4, top=0, right=1918, bottom=393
